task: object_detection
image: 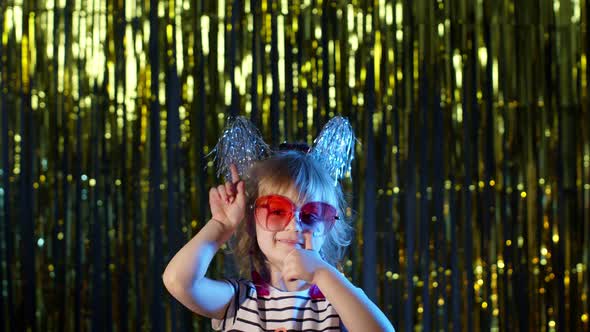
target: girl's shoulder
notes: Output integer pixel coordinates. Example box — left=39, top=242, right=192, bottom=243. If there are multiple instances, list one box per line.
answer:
left=219, top=278, right=262, bottom=302
left=218, top=278, right=254, bottom=293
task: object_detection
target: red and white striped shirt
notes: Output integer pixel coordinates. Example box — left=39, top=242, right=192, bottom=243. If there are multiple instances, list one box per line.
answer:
left=212, top=278, right=345, bottom=331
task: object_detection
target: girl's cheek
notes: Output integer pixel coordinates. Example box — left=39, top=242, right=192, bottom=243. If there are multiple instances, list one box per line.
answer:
left=313, top=237, right=325, bottom=251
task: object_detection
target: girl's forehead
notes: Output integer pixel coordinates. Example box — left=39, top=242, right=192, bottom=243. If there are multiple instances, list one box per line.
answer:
left=258, top=180, right=301, bottom=200
left=258, top=179, right=331, bottom=204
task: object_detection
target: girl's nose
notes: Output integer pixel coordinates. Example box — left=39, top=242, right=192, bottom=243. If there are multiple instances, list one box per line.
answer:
left=284, top=214, right=303, bottom=232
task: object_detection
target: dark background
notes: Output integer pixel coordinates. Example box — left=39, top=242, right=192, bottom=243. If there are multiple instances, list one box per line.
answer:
left=0, top=0, right=588, bottom=331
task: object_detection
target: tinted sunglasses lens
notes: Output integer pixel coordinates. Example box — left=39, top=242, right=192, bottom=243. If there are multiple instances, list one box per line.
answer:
left=255, top=196, right=293, bottom=231
left=300, top=202, right=338, bottom=229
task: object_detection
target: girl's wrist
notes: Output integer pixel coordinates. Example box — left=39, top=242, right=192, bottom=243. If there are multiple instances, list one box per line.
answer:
left=312, top=261, right=337, bottom=285
left=209, top=218, right=237, bottom=242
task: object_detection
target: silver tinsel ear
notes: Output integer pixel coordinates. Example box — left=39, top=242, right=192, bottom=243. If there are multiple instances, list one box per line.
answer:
left=309, top=116, right=356, bottom=184
left=209, top=116, right=270, bottom=182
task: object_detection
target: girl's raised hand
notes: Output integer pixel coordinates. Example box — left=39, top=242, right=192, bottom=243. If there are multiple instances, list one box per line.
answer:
left=209, top=164, right=247, bottom=232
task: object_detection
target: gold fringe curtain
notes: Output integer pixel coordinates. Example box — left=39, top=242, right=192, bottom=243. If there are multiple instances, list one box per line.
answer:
left=0, top=0, right=588, bottom=331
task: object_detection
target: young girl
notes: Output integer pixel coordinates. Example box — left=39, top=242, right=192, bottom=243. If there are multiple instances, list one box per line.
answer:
left=163, top=118, right=394, bottom=331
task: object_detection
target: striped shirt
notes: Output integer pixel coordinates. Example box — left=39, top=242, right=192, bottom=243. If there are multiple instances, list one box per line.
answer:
left=212, top=278, right=345, bottom=331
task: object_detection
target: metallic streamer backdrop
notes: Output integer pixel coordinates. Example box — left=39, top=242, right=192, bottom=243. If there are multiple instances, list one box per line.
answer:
left=0, top=0, right=588, bottom=331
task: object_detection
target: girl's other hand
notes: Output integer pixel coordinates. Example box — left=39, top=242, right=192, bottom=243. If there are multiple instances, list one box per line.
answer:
left=209, top=164, right=246, bottom=233
left=282, top=233, right=329, bottom=283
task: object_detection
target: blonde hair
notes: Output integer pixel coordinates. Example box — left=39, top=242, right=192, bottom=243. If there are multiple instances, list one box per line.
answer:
left=231, top=150, right=353, bottom=280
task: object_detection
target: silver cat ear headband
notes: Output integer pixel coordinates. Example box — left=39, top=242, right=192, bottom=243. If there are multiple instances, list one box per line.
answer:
left=209, top=116, right=271, bottom=182
left=307, top=116, right=356, bottom=184
left=210, top=116, right=356, bottom=184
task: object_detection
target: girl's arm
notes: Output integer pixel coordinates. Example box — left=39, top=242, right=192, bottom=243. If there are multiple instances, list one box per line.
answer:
left=163, top=165, right=246, bottom=319
left=313, top=265, right=395, bottom=332
left=162, top=218, right=235, bottom=319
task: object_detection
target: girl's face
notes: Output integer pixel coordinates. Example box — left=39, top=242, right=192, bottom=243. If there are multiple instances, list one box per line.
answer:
left=254, top=181, right=335, bottom=270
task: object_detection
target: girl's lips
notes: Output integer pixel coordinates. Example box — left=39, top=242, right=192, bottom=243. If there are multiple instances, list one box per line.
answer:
left=277, top=239, right=303, bottom=247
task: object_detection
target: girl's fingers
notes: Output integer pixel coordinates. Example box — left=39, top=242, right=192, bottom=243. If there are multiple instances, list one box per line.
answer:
left=217, top=185, right=228, bottom=203
left=225, top=181, right=235, bottom=196
left=236, top=180, right=244, bottom=194
left=230, top=164, right=240, bottom=184
left=282, top=266, right=296, bottom=282
left=281, top=250, right=295, bottom=271
left=235, top=181, right=246, bottom=205
left=304, top=233, right=313, bottom=250
left=210, top=187, right=223, bottom=202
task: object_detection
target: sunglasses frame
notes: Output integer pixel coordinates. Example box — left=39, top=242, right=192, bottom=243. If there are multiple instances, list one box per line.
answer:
left=252, top=194, right=339, bottom=234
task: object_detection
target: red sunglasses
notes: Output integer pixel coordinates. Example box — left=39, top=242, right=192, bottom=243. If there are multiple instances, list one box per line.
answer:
left=253, top=195, right=339, bottom=234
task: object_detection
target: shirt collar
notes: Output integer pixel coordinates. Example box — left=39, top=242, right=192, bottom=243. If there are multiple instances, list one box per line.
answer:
left=251, top=270, right=325, bottom=299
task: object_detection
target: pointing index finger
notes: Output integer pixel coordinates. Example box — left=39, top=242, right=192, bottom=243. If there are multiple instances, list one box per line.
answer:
left=230, top=164, right=240, bottom=184
left=304, top=232, right=313, bottom=250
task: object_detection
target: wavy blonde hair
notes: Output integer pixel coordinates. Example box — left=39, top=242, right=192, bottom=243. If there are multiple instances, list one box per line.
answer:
left=231, top=150, right=353, bottom=281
